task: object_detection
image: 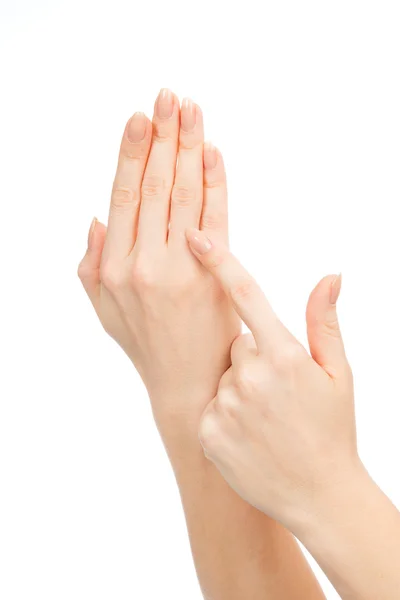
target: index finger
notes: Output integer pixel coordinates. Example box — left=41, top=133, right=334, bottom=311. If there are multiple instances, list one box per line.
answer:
left=186, top=228, right=285, bottom=354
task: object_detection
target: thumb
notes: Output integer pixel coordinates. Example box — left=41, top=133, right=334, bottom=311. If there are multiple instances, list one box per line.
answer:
left=77, top=217, right=107, bottom=309
left=306, top=274, right=348, bottom=378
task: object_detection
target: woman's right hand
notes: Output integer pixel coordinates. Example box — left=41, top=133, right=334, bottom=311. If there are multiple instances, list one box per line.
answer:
left=188, top=229, right=400, bottom=600
left=186, top=227, right=359, bottom=531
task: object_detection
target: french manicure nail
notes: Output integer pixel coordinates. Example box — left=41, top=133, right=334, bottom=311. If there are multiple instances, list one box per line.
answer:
left=157, top=88, right=174, bottom=119
left=187, top=229, right=212, bottom=255
left=88, top=217, right=97, bottom=247
left=127, top=112, right=147, bottom=143
left=204, top=142, right=218, bottom=169
left=181, top=98, right=196, bottom=132
left=330, top=273, right=342, bottom=304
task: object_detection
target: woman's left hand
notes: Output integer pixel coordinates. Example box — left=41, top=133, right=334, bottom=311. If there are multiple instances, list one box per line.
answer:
left=77, top=90, right=240, bottom=429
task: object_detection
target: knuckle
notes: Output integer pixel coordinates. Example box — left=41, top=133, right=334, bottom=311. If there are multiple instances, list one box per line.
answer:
left=171, top=183, right=196, bottom=207
left=201, top=211, right=227, bottom=231
left=272, top=342, right=304, bottom=371
left=111, top=186, right=139, bottom=211
left=179, top=137, right=202, bottom=151
left=235, top=364, right=251, bottom=390
left=231, top=333, right=255, bottom=355
left=198, top=411, right=220, bottom=455
left=141, top=175, right=165, bottom=199
left=235, top=363, right=258, bottom=395
left=152, top=122, right=174, bottom=143
left=152, top=134, right=171, bottom=144
left=77, top=259, right=90, bottom=282
left=217, top=391, right=241, bottom=417
left=322, top=318, right=342, bottom=338
left=230, top=335, right=243, bottom=356
left=206, top=252, right=225, bottom=269
left=230, top=278, right=255, bottom=304
left=121, top=143, right=147, bottom=161
left=131, top=259, right=154, bottom=289
left=204, top=177, right=224, bottom=190
left=100, top=261, right=125, bottom=291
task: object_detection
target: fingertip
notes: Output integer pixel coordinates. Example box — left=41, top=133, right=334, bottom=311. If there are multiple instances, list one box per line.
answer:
left=185, top=227, right=200, bottom=245
left=182, top=98, right=202, bottom=116
left=203, top=141, right=218, bottom=170
left=79, top=219, right=106, bottom=300
left=195, top=101, right=203, bottom=123
left=308, top=274, right=340, bottom=306
left=126, top=112, right=151, bottom=144
left=203, top=142, right=227, bottom=189
left=88, top=217, right=98, bottom=248
left=121, top=112, right=152, bottom=159
left=185, top=226, right=199, bottom=239
left=186, top=228, right=213, bottom=255
left=330, top=273, right=342, bottom=305
left=154, top=88, right=179, bottom=120
left=180, top=98, right=203, bottom=136
left=306, top=274, right=347, bottom=377
left=306, top=275, right=331, bottom=327
left=88, top=218, right=107, bottom=254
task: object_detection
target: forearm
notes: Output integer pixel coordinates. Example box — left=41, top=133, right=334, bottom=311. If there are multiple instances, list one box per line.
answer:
left=293, top=464, right=400, bottom=600
left=152, top=391, right=326, bottom=600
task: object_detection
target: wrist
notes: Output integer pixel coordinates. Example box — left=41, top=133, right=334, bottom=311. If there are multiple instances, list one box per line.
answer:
left=288, top=460, right=400, bottom=600
left=149, top=386, right=216, bottom=456
left=287, top=456, right=370, bottom=542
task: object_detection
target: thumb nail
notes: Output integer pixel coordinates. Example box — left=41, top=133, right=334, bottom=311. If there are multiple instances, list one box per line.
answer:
left=330, top=273, right=342, bottom=304
left=88, top=217, right=98, bottom=248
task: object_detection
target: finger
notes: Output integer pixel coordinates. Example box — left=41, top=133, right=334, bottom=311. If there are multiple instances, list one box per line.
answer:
left=168, top=98, right=204, bottom=247
left=218, top=366, right=235, bottom=391
left=230, top=333, right=257, bottom=364
left=200, top=142, right=229, bottom=244
left=231, top=334, right=258, bottom=383
left=136, top=88, right=180, bottom=249
left=104, top=112, right=152, bottom=260
left=78, top=218, right=107, bottom=310
left=186, top=229, right=285, bottom=354
left=306, top=274, right=350, bottom=379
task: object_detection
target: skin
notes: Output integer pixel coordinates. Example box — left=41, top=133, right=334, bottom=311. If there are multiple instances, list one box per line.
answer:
left=78, top=89, right=325, bottom=599
left=186, top=228, right=400, bottom=600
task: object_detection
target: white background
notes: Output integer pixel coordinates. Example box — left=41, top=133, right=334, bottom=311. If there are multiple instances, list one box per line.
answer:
left=1, top=1, right=399, bottom=598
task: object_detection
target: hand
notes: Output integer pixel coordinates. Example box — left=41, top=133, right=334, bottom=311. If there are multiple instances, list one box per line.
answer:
left=186, top=228, right=360, bottom=532
left=78, top=90, right=239, bottom=425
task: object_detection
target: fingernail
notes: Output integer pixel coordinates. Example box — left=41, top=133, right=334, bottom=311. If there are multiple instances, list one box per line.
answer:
left=330, top=273, right=342, bottom=304
left=127, top=112, right=147, bottom=143
left=204, top=142, right=218, bottom=169
left=88, top=217, right=97, bottom=247
left=181, top=98, right=196, bottom=132
left=187, top=228, right=212, bottom=255
left=157, top=88, right=174, bottom=119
